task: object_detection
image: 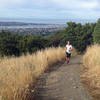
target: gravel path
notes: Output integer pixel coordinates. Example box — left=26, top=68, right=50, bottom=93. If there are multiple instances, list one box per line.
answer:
left=34, top=55, right=93, bottom=100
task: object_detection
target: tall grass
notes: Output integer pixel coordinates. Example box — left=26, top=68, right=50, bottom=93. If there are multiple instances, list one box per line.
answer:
left=82, top=45, right=100, bottom=100
left=0, top=47, right=72, bottom=100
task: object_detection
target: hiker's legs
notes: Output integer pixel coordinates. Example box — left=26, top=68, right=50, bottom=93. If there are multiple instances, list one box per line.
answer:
left=68, top=57, right=70, bottom=62
left=66, top=57, right=70, bottom=63
left=66, top=52, right=71, bottom=63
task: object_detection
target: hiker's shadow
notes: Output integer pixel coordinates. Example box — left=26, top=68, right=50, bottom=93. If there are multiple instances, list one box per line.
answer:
left=34, top=86, right=59, bottom=100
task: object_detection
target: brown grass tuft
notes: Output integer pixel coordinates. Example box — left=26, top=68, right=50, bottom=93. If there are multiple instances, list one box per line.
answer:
left=81, top=44, right=100, bottom=100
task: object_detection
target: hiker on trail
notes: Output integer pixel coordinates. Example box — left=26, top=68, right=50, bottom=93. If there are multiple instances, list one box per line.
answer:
left=66, top=41, right=72, bottom=64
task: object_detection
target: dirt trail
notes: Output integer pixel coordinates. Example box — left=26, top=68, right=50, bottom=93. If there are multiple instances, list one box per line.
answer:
left=34, top=55, right=93, bottom=100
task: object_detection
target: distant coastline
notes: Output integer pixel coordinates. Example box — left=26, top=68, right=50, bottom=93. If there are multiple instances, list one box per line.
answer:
left=0, top=21, right=66, bottom=35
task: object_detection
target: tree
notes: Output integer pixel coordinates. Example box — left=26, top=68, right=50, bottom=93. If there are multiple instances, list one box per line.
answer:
left=93, top=19, right=100, bottom=44
left=0, top=31, right=20, bottom=56
left=59, top=22, right=96, bottom=52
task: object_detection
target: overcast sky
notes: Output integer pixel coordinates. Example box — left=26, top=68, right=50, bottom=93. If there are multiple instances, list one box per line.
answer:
left=0, top=0, right=100, bottom=19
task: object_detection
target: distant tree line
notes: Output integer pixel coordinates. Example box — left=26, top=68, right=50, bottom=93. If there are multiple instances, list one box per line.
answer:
left=0, top=19, right=100, bottom=56
left=0, top=31, right=52, bottom=56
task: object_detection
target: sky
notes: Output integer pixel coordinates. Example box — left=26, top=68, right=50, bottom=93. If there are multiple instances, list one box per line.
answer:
left=0, top=0, right=100, bottom=20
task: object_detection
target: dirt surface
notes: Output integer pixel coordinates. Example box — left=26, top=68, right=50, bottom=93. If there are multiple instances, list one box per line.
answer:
left=34, top=55, right=93, bottom=100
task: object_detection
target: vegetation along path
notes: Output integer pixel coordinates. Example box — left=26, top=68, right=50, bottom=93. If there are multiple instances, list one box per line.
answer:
left=34, top=55, right=93, bottom=100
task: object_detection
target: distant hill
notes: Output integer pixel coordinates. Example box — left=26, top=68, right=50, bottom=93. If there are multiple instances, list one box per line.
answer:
left=0, top=22, right=48, bottom=26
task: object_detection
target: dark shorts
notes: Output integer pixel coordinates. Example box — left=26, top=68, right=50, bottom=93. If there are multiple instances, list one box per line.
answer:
left=66, top=52, right=71, bottom=58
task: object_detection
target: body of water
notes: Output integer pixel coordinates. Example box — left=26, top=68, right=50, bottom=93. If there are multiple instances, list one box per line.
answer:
left=0, top=18, right=97, bottom=24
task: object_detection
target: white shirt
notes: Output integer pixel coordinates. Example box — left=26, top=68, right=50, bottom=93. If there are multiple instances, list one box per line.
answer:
left=66, top=45, right=72, bottom=53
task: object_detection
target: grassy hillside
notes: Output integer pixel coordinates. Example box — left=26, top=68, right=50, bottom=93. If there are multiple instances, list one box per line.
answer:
left=0, top=47, right=77, bottom=100
left=81, top=45, right=100, bottom=100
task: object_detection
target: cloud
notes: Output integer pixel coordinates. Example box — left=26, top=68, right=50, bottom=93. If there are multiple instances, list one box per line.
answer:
left=52, top=0, right=99, bottom=9
left=81, top=1, right=98, bottom=9
left=0, top=0, right=98, bottom=9
left=0, top=0, right=99, bottom=10
left=0, top=0, right=23, bottom=6
left=0, top=0, right=100, bottom=19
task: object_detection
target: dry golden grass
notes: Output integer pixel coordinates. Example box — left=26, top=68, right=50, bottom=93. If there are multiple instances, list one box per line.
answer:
left=0, top=47, right=77, bottom=100
left=0, top=47, right=61, bottom=100
left=82, top=44, right=100, bottom=100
